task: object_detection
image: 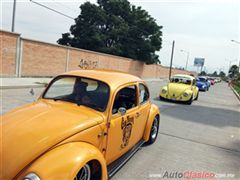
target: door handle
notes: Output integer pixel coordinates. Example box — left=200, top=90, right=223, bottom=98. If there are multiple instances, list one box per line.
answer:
left=136, top=112, right=141, bottom=118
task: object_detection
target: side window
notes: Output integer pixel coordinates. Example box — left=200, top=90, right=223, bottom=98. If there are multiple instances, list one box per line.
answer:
left=112, top=85, right=137, bottom=114
left=139, top=83, right=149, bottom=104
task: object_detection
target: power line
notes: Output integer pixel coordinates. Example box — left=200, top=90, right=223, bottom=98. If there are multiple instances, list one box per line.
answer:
left=30, top=0, right=75, bottom=20
left=51, top=0, right=79, bottom=14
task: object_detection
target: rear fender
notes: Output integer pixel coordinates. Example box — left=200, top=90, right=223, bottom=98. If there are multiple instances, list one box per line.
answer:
left=143, top=104, right=160, bottom=142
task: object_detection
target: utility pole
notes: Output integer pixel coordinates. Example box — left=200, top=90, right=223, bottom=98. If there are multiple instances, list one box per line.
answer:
left=11, top=0, right=17, bottom=32
left=169, top=40, right=175, bottom=80
left=180, top=49, right=190, bottom=70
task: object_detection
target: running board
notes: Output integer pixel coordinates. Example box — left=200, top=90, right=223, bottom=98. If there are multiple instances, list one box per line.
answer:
left=107, top=139, right=145, bottom=179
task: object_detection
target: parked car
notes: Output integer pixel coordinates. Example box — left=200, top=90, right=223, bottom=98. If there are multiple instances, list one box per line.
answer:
left=159, top=74, right=199, bottom=105
left=2, top=70, right=160, bottom=180
left=196, top=77, right=209, bottom=91
left=208, top=78, right=215, bottom=85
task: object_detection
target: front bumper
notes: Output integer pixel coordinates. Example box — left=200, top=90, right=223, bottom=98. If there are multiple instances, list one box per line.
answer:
left=159, top=94, right=191, bottom=102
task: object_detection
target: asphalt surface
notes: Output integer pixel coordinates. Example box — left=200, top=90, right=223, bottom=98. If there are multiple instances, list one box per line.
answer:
left=1, top=81, right=240, bottom=179
left=113, top=82, right=240, bottom=180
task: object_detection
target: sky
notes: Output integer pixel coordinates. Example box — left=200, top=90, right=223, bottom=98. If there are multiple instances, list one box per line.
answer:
left=1, top=0, right=240, bottom=73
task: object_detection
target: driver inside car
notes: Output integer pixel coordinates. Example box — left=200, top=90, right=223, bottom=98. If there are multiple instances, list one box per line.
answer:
left=71, top=80, right=92, bottom=105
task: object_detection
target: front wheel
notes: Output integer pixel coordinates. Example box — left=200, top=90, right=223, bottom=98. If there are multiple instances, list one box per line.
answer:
left=74, top=164, right=91, bottom=180
left=146, top=116, right=159, bottom=145
left=186, top=95, right=193, bottom=105
left=195, top=92, right=199, bottom=100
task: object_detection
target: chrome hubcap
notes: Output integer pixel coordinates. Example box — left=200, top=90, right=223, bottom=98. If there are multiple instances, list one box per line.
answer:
left=151, top=117, right=158, bottom=139
left=74, top=164, right=91, bottom=180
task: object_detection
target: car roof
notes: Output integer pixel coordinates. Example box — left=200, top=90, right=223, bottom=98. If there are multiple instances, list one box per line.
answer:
left=172, top=74, right=195, bottom=80
left=61, top=69, right=143, bottom=89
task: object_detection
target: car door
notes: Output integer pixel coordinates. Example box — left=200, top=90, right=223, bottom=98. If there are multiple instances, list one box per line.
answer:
left=105, top=83, right=139, bottom=164
left=135, top=83, right=151, bottom=140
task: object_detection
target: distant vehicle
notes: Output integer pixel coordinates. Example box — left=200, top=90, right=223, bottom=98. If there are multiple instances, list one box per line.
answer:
left=196, top=77, right=209, bottom=91
left=215, top=78, right=221, bottom=83
left=208, top=77, right=215, bottom=85
left=199, top=76, right=211, bottom=88
left=159, top=74, right=199, bottom=105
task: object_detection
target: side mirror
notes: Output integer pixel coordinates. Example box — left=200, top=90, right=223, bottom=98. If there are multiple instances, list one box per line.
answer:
left=118, top=107, right=126, bottom=116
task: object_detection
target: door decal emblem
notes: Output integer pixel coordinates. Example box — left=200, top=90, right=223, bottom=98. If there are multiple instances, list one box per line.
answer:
left=121, top=116, right=134, bottom=149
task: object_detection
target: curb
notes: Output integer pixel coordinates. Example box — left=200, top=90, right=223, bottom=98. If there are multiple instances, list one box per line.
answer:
left=230, top=85, right=240, bottom=101
left=1, top=84, right=46, bottom=89
left=1, top=79, right=167, bottom=90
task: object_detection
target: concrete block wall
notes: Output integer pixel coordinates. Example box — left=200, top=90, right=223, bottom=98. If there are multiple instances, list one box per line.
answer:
left=0, top=30, right=197, bottom=78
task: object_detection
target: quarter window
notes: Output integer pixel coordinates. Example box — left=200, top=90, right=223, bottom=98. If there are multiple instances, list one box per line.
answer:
left=139, top=83, right=149, bottom=104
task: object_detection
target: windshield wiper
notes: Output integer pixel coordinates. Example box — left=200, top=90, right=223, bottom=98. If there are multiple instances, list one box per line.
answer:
left=52, top=98, right=64, bottom=101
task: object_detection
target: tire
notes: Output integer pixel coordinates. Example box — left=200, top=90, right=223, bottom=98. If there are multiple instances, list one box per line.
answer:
left=146, top=116, right=159, bottom=145
left=195, top=92, right=199, bottom=100
left=75, top=164, right=91, bottom=180
left=186, top=95, right=193, bottom=105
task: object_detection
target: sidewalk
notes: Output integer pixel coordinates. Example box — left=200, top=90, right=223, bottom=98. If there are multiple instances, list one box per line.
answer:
left=1, top=77, right=167, bottom=89
left=1, top=78, right=52, bottom=89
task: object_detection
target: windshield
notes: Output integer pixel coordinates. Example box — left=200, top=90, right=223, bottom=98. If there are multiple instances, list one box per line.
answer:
left=198, top=77, right=207, bottom=82
left=43, top=76, right=110, bottom=112
left=170, top=76, right=192, bottom=85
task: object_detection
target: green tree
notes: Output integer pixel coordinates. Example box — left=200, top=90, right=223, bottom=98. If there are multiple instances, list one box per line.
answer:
left=229, top=65, right=239, bottom=78
left=212, top=71, right=218, bottom=77
left=219, top=71, right=226, bottom=78
left=57, top=0, right=162, bottom=64
left=199, top=71, right=207, bottom=76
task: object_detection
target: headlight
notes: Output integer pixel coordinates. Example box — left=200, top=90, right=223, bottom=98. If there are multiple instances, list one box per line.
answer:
left=183, top=92, right=188, bottom=97
left=23, top=173, right=40, bottom=180
left=162, top=89, right=167, bottom=93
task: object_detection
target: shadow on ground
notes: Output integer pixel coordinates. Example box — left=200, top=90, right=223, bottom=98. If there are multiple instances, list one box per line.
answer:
left=159, top=104, right=240, bottom=128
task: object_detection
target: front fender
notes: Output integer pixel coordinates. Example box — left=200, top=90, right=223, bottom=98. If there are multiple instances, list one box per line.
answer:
left=19, top=142, right=107, bottom=180
left=143, top=104, right=160, bottom=142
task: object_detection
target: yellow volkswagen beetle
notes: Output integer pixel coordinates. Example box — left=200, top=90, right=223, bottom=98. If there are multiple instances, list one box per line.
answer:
left=159, top=74, right=199, bottom=104
left=1, top=70, right=160, bottom=180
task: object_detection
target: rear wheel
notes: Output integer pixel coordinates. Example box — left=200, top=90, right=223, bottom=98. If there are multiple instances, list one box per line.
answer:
left=146, top=116, right=159, bottom=145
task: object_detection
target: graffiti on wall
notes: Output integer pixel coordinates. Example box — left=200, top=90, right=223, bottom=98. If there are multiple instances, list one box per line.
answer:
left=78, top=59, right=98, bottom=69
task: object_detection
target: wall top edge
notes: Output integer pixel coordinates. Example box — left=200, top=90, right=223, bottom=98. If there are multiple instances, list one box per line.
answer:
left=0, top=29, right=21, bottom=36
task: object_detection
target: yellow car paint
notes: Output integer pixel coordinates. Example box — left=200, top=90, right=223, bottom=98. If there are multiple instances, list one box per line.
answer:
left=1, top=70, right=160, bottom=180
left=160, top=74, right=199, bottom=102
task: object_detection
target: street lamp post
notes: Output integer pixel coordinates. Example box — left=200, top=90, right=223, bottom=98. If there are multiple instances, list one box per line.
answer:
left=180, top=49, right=190, bottom=70
left=231, top=39, right=240, bottom=44
left=231, top=39, right=240, bottom=73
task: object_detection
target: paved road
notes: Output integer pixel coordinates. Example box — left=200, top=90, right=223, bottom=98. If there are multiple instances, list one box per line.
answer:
left=1, top=81, right=240, bottom=179
left=113, top=82, right=240, bottom=180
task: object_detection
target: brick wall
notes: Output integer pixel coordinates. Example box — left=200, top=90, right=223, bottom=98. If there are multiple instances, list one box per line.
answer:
left=0, top=31, right=19, bottom=76
left=0, top=30, right=197, bottom=78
